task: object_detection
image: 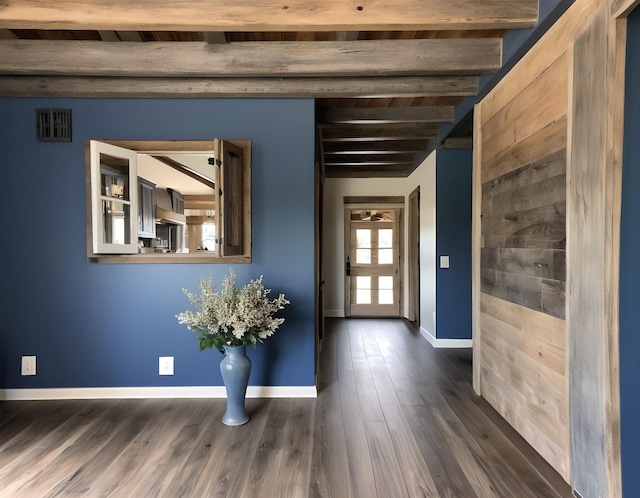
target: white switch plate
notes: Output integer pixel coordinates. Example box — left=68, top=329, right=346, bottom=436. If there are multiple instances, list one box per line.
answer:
left=159, top=356, right=174, bottom=375
left=440, top=255, right=450, bottom=268
left=21, top=356, right=36, bottom=376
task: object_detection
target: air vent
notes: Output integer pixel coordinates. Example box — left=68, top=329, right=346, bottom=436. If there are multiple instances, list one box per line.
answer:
left=36, top=108, right=72, bottom=142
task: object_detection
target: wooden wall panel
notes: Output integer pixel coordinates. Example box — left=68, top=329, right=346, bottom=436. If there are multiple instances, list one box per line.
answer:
left=480, top=53, right=568, bottom=169
left=474, top=0, right=625, bottom=491
left=474, top=0, right=570, bottom=482
left=486, top=118, right=567, bottom=183
left=567, top=4, right=624, bottom=495
left=481, top=149, right=566, bottom=318
left=478, top=295, right=569, bottom=479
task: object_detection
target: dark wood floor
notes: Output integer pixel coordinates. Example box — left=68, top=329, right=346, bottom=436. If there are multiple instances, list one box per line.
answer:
left=0, top=318, right=573, bottom=497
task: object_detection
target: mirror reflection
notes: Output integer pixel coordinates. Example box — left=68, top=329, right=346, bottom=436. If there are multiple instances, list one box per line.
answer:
left=137, top=153, right=217, bottom=254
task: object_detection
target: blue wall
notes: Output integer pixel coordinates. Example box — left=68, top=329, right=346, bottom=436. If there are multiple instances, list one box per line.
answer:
left=435, top=149, right=473, bottom=340
left=0, top=98, right=316, bottom=389
left=620, top=8, right=640, bottom=496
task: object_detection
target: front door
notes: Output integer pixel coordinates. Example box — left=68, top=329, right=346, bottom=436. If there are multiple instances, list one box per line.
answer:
left=345, top=207, right=401, bottom=317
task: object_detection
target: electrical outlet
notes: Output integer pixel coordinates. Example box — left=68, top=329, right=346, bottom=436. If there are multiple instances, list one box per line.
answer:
left=159, top=356, right=174, bottom=376
left=21, top=356, right=36, bottom=376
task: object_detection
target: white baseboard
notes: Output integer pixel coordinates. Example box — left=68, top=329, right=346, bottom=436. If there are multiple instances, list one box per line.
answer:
left=324, top=309, right=345, bottom=318
left=419, top=326, right=473, bottom=348
left=0, top=385, right=318, bottom=401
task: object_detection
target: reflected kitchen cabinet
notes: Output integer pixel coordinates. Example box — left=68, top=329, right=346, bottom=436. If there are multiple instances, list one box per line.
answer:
left=168, top=188, right=184, bottom=215
left=138, top=177, right=156, bottom=239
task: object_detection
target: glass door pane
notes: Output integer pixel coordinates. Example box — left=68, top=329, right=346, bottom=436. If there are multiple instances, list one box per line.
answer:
left=378, top=276, right=394, bottom=304
left=356, top=229, right=371, bottom=264
left=356, top=276, right=371, bottom=304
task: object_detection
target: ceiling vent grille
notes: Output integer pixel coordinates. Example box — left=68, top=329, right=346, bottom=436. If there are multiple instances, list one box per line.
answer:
left=36, top=108, right=72, bottom=142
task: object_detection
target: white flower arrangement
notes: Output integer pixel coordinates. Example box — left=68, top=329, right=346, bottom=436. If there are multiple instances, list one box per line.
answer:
left=176, top=270, right=290, bottom=352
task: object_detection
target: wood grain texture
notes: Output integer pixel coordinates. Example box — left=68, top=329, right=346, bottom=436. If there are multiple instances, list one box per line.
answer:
left=0, top=318, right=574, bottom=497
left=0, top=39, right=502, bottom=77
left=0, top=75, right=480, bottom=99
left=479, top=0, right=605, bottom=124
left=322, top=124, right=439, bottom=142
left=481, top=53, right=568, bottom=167
left=483, top=118, right=567, bottom=183
left=0, top=0, right=539, bottom=31
left=319, top=106, right=454, bottom=125
left=472, top=102, right=483, bottom=395
left=480, top=150, right=566, bottom=318
left=477, top=292, right=569, bottom=479
left=603, top=10, right=626, bottom=498
left=567, top=4, right=624, bottom=496
left=611, top=0, right=640, bottom=17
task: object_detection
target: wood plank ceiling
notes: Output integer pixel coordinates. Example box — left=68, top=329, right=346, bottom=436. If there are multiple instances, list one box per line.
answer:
left=0, top=1, right=539, bottom=178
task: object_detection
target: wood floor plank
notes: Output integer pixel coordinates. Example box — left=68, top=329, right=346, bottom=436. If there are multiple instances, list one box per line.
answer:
left=364, top=419, right=410, bottom=498
left=0, top=400, right=114, bottom=495
left=10, top=399, right=146, bottom=497
left=184, top=398, right=271, bottom=498
left=43, top=399, right=160, bottom=497
left=380, top=402, right=440, bottom=497
left=0, top=400, right=80, bottom=468
left=0, top=400, right=68, bottom=450
left=0, top=400, right=36, bottom=427
left=161, top=400, right=228, bottom=497
left=187, top=401, right=244, bottom=497
left=403, top=402, right=480, bottom=498
left=454, top=380, right=573, bottom=497
left=422, top=388, right=514, bottom=497
left=89, top=399, right=193, bottom=497
left=275, top=399, right=315, bottom=498
left=439, top=383, right=566, bottom=498
left=337, top=352, right=378, bottom=498
left=369, top=354, right=402, bottom=405
left=309, top=384, right=353, bottom=497
left=0, top=318, right=573, bottom=498
left=256, top=398, right=292, bottom=450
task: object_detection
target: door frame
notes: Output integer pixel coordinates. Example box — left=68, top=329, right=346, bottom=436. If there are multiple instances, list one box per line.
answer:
left=408, top=186, right=420, bottom=322
left=343, top=196, right=405, bottom=317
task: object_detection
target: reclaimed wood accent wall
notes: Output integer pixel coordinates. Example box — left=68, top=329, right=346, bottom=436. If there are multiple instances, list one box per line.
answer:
left=481, top=148, right=566, bottom=319
left=473, top=0, right=627, bottom=492
left=475, top=48, right=570, bottom=480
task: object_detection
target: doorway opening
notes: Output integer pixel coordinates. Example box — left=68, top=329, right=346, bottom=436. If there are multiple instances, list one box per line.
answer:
left=344, top=196, right=404, bottom=317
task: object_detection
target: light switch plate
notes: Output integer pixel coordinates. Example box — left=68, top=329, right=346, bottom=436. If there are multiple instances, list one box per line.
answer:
left=440, top=255, right=450, bottom=268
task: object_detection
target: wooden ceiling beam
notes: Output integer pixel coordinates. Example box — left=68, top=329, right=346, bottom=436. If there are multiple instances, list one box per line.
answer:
left=319, top=106, right=454, bottom=124
left=0, top=39, right=502, bottom=77
left=324, top=153, right=416, bottom=164
left=324, top=160, right=414, bottom=167
left=0, top=0, right=538, bottom=31
left=321, top=127, right=439, bottom=142
left=325, top=165, right=412, bottom=178
left=323, top=141, right=428, bottom=154
left=0, top=75, right=477, bottom=98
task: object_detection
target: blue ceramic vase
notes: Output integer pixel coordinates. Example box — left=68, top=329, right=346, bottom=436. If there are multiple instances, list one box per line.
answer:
left=220, top=345, right=251, bottom=426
